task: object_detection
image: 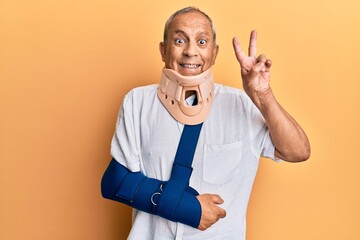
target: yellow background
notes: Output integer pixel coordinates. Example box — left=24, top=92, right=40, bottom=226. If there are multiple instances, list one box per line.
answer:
left=1, top=0, right=359, bottom=239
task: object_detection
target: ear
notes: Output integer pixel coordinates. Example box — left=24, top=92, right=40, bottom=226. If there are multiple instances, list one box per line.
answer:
left=159, top=42, right=166, bottom=62
left=212, top=44, right=219, bottom=65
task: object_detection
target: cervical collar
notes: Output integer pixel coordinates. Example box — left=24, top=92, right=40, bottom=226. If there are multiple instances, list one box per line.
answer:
left=157, top=67, right=215, bottom=125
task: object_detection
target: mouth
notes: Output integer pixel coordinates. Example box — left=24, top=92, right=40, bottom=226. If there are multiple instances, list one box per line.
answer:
left=179, top=64, right=201, bottom=69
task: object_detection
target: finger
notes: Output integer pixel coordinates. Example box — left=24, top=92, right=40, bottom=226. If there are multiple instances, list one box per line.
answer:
left=258, top=57, right=272, bottom=72
left=212, top=194, right=224, bottom=204
left=218, top=207, right=227, bottom=219
left=248, top=30, right=257, bottom=57
left=253, top=55, right=268, bottom=73
left=257, top=54, right=267, bottom=63
left=232, top=37, right=247, bottom=65
left=265, top=59, right=272, bottom=69
left=252, top=61, right=266, bottom=74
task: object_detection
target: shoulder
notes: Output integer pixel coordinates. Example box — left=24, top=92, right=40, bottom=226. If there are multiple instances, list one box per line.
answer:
left=125, top=84, right=158, bottom=98
left=214, top=84, right=252, bottom=106
left=122, top=84, right=158, bottom=103
left=116, top=84, right=159, bottom=118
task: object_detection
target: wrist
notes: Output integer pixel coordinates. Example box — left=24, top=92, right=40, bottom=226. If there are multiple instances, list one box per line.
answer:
left=247, top=87, right=277, bottom=112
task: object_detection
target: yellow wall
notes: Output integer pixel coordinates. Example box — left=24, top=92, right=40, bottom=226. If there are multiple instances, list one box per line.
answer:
left=1, top=0, right=359, bottom=239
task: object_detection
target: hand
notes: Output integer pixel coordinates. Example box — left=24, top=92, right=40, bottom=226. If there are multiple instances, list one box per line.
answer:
left=232, top=30, right=272, bottom=106
left=196, top=194, right=226, bottom=231
left=233, top=31, right=310, bottom=162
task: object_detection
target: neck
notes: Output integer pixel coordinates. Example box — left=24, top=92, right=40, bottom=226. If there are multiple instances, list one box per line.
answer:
left=157, top=68, right=215, bottom=125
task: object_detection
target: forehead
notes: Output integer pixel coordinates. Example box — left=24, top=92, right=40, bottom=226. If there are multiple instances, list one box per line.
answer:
left=169, top=11, right=212, bottom=36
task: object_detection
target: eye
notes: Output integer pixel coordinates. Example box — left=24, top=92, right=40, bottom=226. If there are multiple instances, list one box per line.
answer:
left=175, top=38, right=185, bottom=44
left=198, top=39, right=207, bottom=45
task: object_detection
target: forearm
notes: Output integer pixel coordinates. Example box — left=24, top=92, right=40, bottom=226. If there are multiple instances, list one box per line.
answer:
left=101, top=159, right=202, bottom=228
left=251, top=88, right=311, bottom=162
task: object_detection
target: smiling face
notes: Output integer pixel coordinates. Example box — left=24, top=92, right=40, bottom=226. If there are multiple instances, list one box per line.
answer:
left=159, top=11, right=219, bottom=76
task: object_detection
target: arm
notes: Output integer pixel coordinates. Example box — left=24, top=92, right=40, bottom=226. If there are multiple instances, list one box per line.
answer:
left=101, top=158, right=203, bottom=228
left=101, top=158, right=226, bottom=230
left=232, top=31, right=310, bottom=162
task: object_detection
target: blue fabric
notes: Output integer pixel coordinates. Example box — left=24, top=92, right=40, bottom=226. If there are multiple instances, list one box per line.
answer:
left=172, top=123, right=203, bottom=168
left=156, top=123, right=203, bottom=226
left=101, top=123, right=203, bottom=228
left=101, top=159, right=162, bottom=213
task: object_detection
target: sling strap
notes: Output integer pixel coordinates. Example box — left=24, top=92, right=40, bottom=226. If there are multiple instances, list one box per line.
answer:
left=101, top=123, right=204, bottom=228
left=154, top=123, right=203, bottom=219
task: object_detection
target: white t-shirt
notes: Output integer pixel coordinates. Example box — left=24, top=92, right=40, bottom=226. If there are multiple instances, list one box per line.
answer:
left=111, top=83, right=278, bottom=240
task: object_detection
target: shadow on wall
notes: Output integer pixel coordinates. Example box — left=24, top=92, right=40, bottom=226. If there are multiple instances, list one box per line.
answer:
left=98, top=74, right=155, bottom=240
left=103, top=201, right=132, bottom=239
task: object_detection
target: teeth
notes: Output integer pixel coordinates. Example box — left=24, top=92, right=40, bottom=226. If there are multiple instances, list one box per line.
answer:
left=180, top=64, right=200, bottom=69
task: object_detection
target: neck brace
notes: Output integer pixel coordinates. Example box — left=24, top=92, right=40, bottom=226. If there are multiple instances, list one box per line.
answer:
left=157, top=68, right=215, bottom=125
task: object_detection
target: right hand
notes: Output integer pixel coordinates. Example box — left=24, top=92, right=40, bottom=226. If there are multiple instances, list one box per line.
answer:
left=196, top=194, right=226, bottom=231
left=232, top=30, right=272, bottom=108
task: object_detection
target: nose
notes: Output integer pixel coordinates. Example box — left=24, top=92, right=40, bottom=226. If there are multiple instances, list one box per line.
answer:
left=183, top=41, right=198, bottom=57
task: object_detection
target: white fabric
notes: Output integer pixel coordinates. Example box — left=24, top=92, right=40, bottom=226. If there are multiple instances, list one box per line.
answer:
left=185, top=94, right=196, bottom=106
left=111, top=83, right=278, bottom=240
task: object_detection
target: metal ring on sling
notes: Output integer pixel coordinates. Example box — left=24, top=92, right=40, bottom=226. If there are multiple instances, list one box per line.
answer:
left=151, top=192, right=161, bottom=206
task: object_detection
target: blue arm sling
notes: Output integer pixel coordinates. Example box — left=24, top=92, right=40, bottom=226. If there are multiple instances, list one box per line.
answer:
left=101, top=123, right=203, bottom=228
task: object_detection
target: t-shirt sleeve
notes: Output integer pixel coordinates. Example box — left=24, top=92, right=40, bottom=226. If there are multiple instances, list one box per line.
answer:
left=110, top=91, right=142, bottom=172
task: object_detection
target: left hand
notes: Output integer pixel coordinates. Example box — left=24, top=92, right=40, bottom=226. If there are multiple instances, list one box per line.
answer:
left=196, top=194, right=226, bottom=231
left=232, top=30, right=272, bottom=105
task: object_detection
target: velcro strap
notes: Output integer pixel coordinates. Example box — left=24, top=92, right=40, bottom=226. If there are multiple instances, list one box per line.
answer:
left=175, top=189, right=202, bottom=228
left=115, top=172, right=145, bottom=202
left=131, top=178, right=163, bottom=212
left=156, top=180, right=184, bottom=220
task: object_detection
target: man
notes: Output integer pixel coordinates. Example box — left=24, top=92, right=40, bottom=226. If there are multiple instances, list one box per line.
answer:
left=102, top=7, right=310, bottom=240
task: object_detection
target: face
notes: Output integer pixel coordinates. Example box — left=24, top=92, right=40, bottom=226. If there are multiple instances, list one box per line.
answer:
left=160, top=11, right=219, bottom=76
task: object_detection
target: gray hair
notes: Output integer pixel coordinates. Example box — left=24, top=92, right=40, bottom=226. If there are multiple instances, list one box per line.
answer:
left=163, top=7, right=217, bottom=45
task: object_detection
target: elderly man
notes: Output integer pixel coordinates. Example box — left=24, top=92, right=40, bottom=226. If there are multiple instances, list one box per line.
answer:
left=101, top=6, right=310, bottom=240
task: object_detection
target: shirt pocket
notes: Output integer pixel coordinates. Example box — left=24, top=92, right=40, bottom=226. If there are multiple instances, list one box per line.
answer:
left=203, top=141, right=243, bottom=185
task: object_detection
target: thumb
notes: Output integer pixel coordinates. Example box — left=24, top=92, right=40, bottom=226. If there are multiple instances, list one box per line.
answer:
left=251, top=54, right=267, bottom=73
left=249, top=61, right=265, bottom=77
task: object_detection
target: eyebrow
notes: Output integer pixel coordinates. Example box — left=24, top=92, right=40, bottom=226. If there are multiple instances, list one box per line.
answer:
left=173, top=30, right=187, bottom=36
left=172, top=30, right=211, bottom=38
